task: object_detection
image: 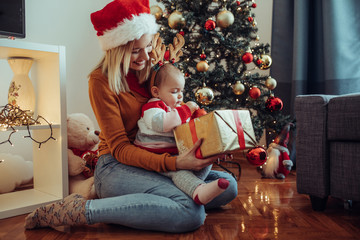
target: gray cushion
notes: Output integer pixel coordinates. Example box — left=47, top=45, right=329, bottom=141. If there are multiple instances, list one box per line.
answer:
left=328, top=93, right=360, bottom=140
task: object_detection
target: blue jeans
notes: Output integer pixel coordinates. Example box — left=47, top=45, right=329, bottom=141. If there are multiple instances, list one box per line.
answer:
left=85, top=154, right=238, bottom=233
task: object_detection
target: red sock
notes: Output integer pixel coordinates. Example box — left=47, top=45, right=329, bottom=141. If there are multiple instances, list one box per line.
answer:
left=193, top=178, right=229, bottom=205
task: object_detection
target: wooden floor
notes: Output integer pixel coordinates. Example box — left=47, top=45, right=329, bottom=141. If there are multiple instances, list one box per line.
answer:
left=1, top=157, right=359, bottom=240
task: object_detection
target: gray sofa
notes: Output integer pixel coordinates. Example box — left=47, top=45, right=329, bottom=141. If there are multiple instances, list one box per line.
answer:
left=294, top=93, right=360, bottom=211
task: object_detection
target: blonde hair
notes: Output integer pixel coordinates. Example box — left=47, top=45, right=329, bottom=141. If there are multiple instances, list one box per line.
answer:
left=91, top=40, right=152, bottom=94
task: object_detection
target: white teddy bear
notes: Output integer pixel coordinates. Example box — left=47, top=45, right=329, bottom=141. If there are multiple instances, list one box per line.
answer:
left=67, top=113, right=99, bottom=199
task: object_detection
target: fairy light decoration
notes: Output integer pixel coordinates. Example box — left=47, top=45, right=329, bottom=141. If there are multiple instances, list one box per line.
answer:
left=24, top=115, right=56, bottom=149
left=0, top=104, right=56, bottom=148
left=0, top=126, right=16, bottom=146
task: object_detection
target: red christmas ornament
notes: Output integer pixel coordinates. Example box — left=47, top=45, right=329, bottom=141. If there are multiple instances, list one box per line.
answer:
left=236, top=1, right=241, bottom=6
left=191, top=108, right=207, bottom=119
left=205, top=19, right=216, bottom=31
left=246, top=147, right=267, bottom=166
left=185, top=72, right=190, bottom=77
left=242, top=52, right=253, bottom=64
left=265, top=96, right=283, bottom=111
left=164, top=50, right=170, bottom=61
left=179, top=31, right=185, bottom=36
left=200, top=53, right=207, bottom=60
left=256, top=59, right=262, bottom=66
left=252, top=3, right=257, bottom=8
left=249, top=87, right=261, bottom=99
left=248, top=17, right=254, bottom=22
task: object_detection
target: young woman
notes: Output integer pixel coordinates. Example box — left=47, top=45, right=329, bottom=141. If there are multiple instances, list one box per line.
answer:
left=25, top=0, right=238, bottom=233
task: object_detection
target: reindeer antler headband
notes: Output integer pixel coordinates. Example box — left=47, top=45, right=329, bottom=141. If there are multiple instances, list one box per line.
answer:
left=149, top=33, right=185, bottom=88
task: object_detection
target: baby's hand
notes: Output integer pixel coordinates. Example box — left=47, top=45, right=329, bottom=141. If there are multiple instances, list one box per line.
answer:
left=185, top=101, right=199, bottom=113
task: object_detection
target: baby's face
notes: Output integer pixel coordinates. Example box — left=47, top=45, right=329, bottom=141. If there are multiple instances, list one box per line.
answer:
left=156, top=73, right=185, bottom=109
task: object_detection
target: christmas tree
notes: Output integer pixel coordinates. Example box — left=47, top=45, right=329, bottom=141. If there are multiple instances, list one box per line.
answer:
left=150, top=0, right=292, bottom=143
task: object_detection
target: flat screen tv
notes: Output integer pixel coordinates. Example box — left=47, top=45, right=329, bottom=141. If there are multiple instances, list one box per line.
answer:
left=0, top=0, right=25, bottom=38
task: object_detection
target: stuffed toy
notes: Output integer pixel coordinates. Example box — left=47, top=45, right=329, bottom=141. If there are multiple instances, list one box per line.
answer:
left=67, top=113, right=100, bottom=199
left=262, top=123, right=294, bottom=179
left=0, top=153, right=33, bottom=193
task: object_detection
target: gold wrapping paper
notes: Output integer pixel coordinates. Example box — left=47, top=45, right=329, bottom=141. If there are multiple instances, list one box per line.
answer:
left=173, top=110, right=256, bottom=158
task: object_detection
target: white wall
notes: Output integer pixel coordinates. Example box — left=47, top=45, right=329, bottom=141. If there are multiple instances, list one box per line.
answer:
left=0, top=0, right=109, bottom=129
left=253, top=0, right=273, bottom=51
left=0, top=0, right=273, bottom=131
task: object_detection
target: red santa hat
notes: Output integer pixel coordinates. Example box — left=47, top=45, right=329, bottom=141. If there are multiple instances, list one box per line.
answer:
left=90, top=0, right=159, bottom=51
left=273, top=122, right=293, bottom=147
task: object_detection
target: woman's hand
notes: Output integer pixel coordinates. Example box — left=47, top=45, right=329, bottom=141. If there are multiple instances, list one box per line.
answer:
left=175, top=139, right=226, bottom=171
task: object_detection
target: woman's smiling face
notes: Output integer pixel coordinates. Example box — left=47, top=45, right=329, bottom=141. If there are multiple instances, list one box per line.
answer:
left=129, top=34, right=153, bottom=71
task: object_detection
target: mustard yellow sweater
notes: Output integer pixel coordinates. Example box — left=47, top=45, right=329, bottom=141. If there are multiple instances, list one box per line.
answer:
left=88, top=68, right=177, bottom=172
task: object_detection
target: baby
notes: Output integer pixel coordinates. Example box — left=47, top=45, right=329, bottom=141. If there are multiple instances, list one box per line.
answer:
left=135, top=63, right=229, bottom=205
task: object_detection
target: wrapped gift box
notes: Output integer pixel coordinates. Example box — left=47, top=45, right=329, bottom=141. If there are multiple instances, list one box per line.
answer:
left=173, top=110, right=257, bottom=158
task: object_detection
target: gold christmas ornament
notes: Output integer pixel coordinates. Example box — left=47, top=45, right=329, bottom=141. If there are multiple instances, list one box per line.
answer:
left=265, top=77, right=277, bottom=90
left=232, top=81, right=245, bottom=95
left=216, top=10, right=234, bottom=28
left=196, top=60, right=209, bottom=72
left=150, top=5, right=163, bottom=20
left=195, top=85, right=214, bottom=105
left=259, top=54, right=272, bottom=69
left=168, top=11, right=186, bottom=29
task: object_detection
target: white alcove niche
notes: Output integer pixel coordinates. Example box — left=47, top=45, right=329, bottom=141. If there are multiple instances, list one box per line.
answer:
left=0, top=40, right=68, bottom=219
